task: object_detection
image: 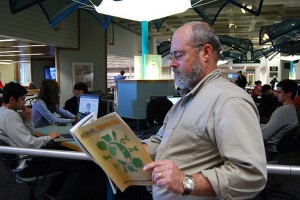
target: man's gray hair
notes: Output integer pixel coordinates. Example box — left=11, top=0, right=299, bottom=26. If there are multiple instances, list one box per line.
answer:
left=187, top=22, right=221, bottom=58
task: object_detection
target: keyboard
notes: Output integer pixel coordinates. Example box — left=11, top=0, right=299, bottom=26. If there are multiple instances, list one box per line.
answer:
left=60, top=133, right=74, bottom=140
left=53, top=133, right=74, bottom=142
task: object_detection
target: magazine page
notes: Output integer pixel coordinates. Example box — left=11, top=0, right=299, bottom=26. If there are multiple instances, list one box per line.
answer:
left=70, top=112, right=118, bottom=194
left=71, top=112, right=153, bottom=191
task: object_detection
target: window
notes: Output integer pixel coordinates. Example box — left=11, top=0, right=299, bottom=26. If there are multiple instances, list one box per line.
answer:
left=20, top=62, right=32, bottom=86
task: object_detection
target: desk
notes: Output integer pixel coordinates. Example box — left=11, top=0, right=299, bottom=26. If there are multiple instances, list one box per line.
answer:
left=34, top=124, right=81, bottom=151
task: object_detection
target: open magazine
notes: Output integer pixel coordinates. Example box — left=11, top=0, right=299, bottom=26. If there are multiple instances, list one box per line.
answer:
left=70, top=112, right=153, bottom=192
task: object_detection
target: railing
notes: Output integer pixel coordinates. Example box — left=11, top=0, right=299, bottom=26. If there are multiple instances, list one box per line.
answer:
left=1, top=146, right=300, bottom=175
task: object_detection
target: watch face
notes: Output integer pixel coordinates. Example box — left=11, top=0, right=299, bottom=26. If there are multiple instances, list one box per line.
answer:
left=183, top=175, right=195, bottom=195
left=184, top=177, right=195, bottom=190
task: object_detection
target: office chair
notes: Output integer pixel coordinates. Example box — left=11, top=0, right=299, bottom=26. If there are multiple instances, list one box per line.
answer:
left=268, top=126, right=299, bottom=164
left=261, top=126, right=299, bottom=200
left=143, top=96, right=173, bottom=139
left=0, top=140, right=62, bottom=200
left=25, top=96, right=37, bottom=108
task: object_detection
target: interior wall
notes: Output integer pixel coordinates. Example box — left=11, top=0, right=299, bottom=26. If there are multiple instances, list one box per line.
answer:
left=281, top=61, right=291, bottom=80
left=0, top=1, right=78, bottom=48
left=31, top=59, right=55, bottom=88
left=264, top=54, right=282, bottom=83
left=58, top=10, right=106, bottom=107
left=107, top=23, right=141, bottom=58
left=0, top=64, right=15, bottom=84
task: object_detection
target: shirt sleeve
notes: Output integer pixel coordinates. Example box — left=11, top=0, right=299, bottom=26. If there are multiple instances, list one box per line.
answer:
left=142, top=128, right=163, bottom=160
left=201, top=97, right=267, bottom=199
left=261, top=108, right=285, bottom=140
left=142, top=112, right=171, bottom=160
left=35, top=100, right=73, bottom=124
left=4, top=111, right=51, bottom=148
left=56, top=107, right=76, bottom=119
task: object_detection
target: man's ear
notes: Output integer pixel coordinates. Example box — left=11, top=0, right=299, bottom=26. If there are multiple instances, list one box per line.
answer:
left=201, top=44, right=213, bottom=62
left=9, top=96, right=16, bottom=103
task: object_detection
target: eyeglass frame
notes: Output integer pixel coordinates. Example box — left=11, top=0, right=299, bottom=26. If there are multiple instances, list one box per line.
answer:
left=168, top=44, right=205, bottom=61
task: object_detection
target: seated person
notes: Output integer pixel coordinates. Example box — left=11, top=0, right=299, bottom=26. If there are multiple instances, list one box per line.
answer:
left=64, top=82, right=88, bottom=115
left=261, top=79, right=298, bottom=161
left=294, top=85, right=300, bottom=111
left=28, top=82, right=36, bottom=90
left=0, top=82, right=86, bottom=199
left=0, top=79, right=4, bottom=89
left=32, top=79, right=76, bottom=128
left=251, top=80, right=262, bottom=103
left=259, top=84, right=277, bottom=115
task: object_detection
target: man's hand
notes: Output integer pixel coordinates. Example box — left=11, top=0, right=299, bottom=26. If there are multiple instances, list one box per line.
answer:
left=143, top=160, right=185, bottom=194
left=49, top=132, right=60, bottom=139
left=22, top=106, right=32, bottom=122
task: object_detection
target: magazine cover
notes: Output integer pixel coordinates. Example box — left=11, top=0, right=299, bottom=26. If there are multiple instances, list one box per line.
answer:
left=70, top=112, right=153, bottom=191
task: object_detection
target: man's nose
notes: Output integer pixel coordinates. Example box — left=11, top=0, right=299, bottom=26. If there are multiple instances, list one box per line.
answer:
left=169, top=59, right=178, bottom=68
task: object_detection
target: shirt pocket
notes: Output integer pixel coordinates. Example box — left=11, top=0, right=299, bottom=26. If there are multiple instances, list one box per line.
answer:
left=166, top=127, right=202, bottom=163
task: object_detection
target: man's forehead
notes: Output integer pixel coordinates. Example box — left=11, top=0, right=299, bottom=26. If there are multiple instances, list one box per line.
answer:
left=170, top=37, right=188, bottom=51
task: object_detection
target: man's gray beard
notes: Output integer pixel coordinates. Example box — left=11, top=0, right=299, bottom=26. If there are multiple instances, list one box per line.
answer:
left=174, top=60, right=202, bottom=90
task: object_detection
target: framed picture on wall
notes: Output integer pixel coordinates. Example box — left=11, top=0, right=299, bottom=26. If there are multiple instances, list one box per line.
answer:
left=72, top=62, right=94, bottom=91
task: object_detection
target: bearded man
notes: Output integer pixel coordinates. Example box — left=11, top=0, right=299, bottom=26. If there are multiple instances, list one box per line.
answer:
left=142, top=21, right=267, bottom=200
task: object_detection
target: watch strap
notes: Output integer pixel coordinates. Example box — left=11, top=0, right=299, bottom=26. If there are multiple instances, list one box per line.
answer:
left=182, top=174, right=195, bottom=196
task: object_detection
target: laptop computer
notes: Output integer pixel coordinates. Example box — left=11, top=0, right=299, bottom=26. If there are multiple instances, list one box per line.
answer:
left=54, top=94, right=101, bottom=142
left=53, top=127, right=75, bottom=142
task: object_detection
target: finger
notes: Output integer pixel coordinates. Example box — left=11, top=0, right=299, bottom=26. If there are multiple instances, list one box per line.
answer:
left=143, top=160, right=166, bottom=171
left=153, top=171, right=164, bottom=182
left=157, top=172, right=163, bottom=179
left=144, top=162, right=158, bottom=171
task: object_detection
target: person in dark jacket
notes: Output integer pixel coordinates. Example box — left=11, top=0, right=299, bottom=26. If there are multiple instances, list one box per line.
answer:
left=64, top=82, right=88, bottom=115
left=236, top=70, right=247, bottom=89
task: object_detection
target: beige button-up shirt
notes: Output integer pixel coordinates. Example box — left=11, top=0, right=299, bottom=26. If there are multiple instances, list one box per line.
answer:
left=143, top=69, right=267, bottom=200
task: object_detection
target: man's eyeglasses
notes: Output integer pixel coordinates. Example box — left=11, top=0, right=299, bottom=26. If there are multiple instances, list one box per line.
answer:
left=168, top=44, right=204, bottom=61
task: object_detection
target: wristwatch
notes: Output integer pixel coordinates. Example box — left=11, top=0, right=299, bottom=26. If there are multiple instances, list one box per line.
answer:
left=182, top=174, right=195, bottom=195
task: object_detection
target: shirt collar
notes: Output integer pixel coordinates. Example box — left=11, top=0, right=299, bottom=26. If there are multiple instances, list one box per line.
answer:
left=181, top=69, right=221, bottom=105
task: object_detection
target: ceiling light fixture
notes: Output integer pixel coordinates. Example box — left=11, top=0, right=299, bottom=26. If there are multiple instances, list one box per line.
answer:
left=262, top=33, right=269, bottom=41
left=94, top=0, right=191, bottom=21
left=0, top=62, right=11, bottom=64
left=241, top=3, right=253, bottom=14
left=0, top=39, right=17, bottom=42
left=12, top=44, right=47, bottom=48
left=228, top=23, right=237, bottom=28
left=0, top=53, right=44, bottom=57
left=280, top=55, right=300, bottom=61
left=0, top=51, right=21, bottom=53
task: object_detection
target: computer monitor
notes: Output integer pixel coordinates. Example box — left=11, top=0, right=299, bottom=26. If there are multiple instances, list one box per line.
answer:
left=228, top=73, right=238, bottom=79
left=76, top=94, right=101, bottom=122
left=274, top=82, right=279, bottom=90
left=44, top=66, right=56, bottom=80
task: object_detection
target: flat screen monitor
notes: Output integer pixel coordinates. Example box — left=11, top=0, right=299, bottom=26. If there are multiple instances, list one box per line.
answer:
left=274, top=82, right=279, bottom=90
left=76, top=94, right=101, bottom=122
left=228, top=73, right=238, bottom=79
left=44, top=67, right=56, bottom=80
